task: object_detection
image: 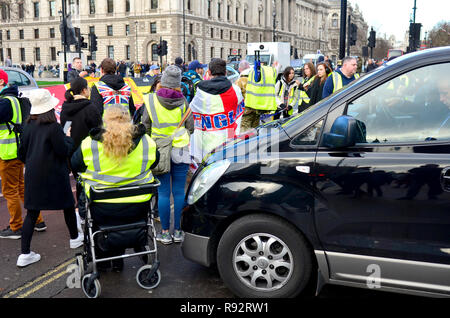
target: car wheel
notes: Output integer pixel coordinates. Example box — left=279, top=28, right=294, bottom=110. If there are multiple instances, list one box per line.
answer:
left=217, top=214, right=313, bottom=298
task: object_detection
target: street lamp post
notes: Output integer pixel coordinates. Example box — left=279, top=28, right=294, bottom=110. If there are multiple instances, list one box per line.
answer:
left=135, top=21, right=138, bottom=63
left=183, top=0, right=186, bottom=64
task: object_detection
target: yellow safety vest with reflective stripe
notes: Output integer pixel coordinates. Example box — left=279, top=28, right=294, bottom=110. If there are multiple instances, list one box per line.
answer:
left=277, top=81, right=299, bottom=116
left=298, top=76, right=316, bottom=106
left=331, top=72, right=360, bottom=93
left=245, top=65, right=277, bottom=111
left=80, top=134, right=156, bottom=203
left=0, top=96, right=22, bottom=160
left=143, top=93, right=190, bottom=148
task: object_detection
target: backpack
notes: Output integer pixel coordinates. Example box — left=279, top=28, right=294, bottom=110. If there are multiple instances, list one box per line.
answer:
left=1, top=93, right=31, bottom=149
left=180, top=75, right=195, bottom=103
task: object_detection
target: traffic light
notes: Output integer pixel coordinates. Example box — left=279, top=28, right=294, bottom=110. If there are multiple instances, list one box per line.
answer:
left=350, top=23, right=357, bottom=46
left=161, top=40, right=168, bottom=56
left=368, top=29, right=376, bottom=48
left=156, top=43, right=162, bottom=56
left=408, top=22, right=422, bottom=52
left=89, top=33, right=98, bottom=52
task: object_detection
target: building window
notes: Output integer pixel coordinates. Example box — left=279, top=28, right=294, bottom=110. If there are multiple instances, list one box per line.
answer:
left=125, top=24, right=130, bottom=36
left=217, top=3, right=221, bottom=19
left=19, top=29, right=24, bottom=40
left=125, top=0, right=130, bottom=13
left=34, top=29, right=39, bottom=39
left=244, top=9, right=247, bottom=24
left=20, top=48, right=25, bottom=62
left=220, top=29, right=223, bottom=39
left=151, top=0, right=158, bottom=10
left=208, top=0, right=211, bottom=17
left=89, top=0, right=95, bottom=14
left=7, top=48, right=11, bottom=60
left=150, top=22, right=157, bottom=34
left=151, top=44, right=158, bottom=61
left=35, top=47, right=40, bottom=61
left=187, top=0, right=191, bottom=11
left=50, top=47, right=57, bottom=61
left=107, top=0, right=113, bottom=13
left=49, top=1, right=56, bottom=17
left=235, top=7, right=239, bottom=23
left=229, top=30, right=232, bottom=40
left=0, top=48, right=3, bottom=62
left=189, top=23, right=193, bottom=35
left=210, top=47, right=214, bottom=58
left=50, top=28, right=55, bottom=38
left=259, top=10, right=262, bottom=26
left=220, top=47, right=224, bottom=59
left=18, top=3, right=24, bottom=19
left=332, top=13, right=338, bottom=28
left=210, top=27, right=214, bottom=38
left=33, top=2, right=39, bottom=18
left=246, top=33, right=248, bottom=42
left=6, top=30, right=10, bottom=40
left=126, top=45, right=130, bottom=60
left=89, top=26, right=95, bottom=34
left=227, top=5, right=230, bottom=21
left=107, top=25, right=113, bottom=36
left=238, top=32, right=241, bottom=41
left=107, top=46, right=114, bottom=59
left=1, top=3, right=11, bottom=20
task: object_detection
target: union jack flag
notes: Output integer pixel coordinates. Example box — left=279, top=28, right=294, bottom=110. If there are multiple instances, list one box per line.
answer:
left=96, top=81, right=132, bottom=105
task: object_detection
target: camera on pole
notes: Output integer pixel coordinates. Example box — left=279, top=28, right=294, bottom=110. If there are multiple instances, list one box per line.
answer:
left=350, top=23, right=358, bottom=46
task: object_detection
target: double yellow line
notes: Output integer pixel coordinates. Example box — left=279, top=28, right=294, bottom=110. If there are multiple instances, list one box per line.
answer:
left=3, top=258, right=76, bottom=298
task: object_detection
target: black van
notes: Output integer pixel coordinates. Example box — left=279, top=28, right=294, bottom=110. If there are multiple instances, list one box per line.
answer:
left=181, top=47, right=450, bottom=298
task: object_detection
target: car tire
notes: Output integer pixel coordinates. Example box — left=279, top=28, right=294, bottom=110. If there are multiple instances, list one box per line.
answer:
left=217, top=214, right=313, bottom=298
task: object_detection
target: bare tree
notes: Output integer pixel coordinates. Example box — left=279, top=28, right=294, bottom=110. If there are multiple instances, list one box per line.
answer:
left=428, top=21, right=450, bottom=48
left=372, top=38, right=393, bottom=60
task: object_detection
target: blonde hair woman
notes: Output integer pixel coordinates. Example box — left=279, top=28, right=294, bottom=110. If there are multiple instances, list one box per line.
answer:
left=71, top=105, right=159, bottom=272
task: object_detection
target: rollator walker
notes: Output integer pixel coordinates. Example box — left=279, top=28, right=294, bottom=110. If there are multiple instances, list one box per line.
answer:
left=76, top=179, right=161, bottom=298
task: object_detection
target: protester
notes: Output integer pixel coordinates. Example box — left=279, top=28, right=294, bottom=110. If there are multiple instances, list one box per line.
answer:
left=91, top=58, right=135, bottom=118
left=184, top=60, right=206, bottom=95
left=71, top=106, right=158, bottom=271
left=307, top=62, right=331, bottom=106
left=322, top=56, right=360, bottom=98
left=0, top=69, right=46, bottom=240
left=17, top=89, right=81, bottom=267
left=235, top=60, right=254, bottom=132
left=146, top=65, right=160, bottom=79
left=5, top=56, right=12, bottom=67
left=174, top=57, right=185, bottom=73
left=141, top=65, right=193, bottom=244
left=275, top=66, right=300, bottom=119
left=298, top=62, right=316, bottom=112
left=67, top=57, right=88, bottom=83
left=190, top=58, right=243, bottom=164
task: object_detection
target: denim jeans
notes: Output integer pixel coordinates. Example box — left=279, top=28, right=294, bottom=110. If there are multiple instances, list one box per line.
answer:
left=157, top=161, right=189, bottom=231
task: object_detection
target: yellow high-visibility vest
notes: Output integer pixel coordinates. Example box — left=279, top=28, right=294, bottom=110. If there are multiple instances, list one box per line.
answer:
left=298, top=75, right=316, bottom=105
left=0, top=96, right=21, bottom=160
left=80, top=134, right=156, bottom=203
left=143, top=93, right=190, bottom=148
left=245, top=65, right=277, bottom=111
left=332, top=72, right=360, bottom=93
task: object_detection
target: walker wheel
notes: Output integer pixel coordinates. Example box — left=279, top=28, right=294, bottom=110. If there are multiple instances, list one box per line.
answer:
left=81, top=274, right=101, bottom=298
left=136, top=265, right=161, bottom=289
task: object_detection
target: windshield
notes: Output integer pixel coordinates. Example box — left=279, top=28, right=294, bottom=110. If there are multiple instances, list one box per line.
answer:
left=246, top=55, right=272, bottom=65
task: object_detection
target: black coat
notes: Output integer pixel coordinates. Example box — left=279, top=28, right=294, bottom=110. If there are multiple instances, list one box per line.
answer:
left=308, top=78, right=325, bottom=106
left=18, top=120, right=75, bottom=210
left=60, top=97, right=102, bottom=153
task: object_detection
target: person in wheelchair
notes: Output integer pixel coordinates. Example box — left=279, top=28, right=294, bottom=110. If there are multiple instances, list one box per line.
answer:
left=71, top=105, right=159, bottom=272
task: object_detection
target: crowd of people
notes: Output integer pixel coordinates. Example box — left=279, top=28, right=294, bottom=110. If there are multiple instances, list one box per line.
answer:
left=0, top=52, right=364, bottom=269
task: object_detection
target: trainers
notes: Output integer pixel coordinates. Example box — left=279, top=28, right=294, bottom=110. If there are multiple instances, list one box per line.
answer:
left=34, top=222, right=47, bottom=232
left=172, top=230, right=184, bottom=243
left=156, top=232, right=173, bottom=245
left=0, top=226, right=22, bottom=239
left=70, top=232, right=84, bottom=249
left=17, top=251, right=41, bottom=267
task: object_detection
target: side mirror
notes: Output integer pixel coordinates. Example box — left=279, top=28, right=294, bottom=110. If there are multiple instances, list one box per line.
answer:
left=323, top=115, right=366, bottom=148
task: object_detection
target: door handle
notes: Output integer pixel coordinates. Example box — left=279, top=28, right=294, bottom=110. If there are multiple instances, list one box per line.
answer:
left=441, top=167, right=450, bottom=192
left=296, top=166, right=310, bottom=174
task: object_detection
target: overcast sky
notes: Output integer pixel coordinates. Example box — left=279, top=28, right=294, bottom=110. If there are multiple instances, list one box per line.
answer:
left=349, top=0, right=450, bottom=41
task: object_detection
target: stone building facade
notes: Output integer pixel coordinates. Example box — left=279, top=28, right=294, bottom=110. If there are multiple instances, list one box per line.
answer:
left=0, top=0, right=368, bottom=67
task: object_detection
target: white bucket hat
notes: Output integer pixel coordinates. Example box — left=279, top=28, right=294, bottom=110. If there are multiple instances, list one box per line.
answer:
left=29, top=89, right=59, bottom=115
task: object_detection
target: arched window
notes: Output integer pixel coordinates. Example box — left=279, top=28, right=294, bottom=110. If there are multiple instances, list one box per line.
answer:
left=332, top=13, right=339, bottom=28
left=152, top=43, right=158, bottom=61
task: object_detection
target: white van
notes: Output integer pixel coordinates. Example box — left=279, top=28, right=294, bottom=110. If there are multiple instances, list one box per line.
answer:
left=302, top=53, right=324, bottom=66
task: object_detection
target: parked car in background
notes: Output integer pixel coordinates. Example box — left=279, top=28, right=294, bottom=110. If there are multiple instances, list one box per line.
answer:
left=181, top=46, right=450, bottom=298
left=0, top=66, right=38, bottom=93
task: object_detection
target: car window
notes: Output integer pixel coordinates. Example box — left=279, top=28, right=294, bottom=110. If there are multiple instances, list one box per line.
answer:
left=19, top=73, right=31, bottom=86
left=226, top=68, right=235, bottom=77
left=5, top=70, right=26, bottom=87
left=291, top=120, right=324, bottom=146
left=346, top=63, right=450, bottom=143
